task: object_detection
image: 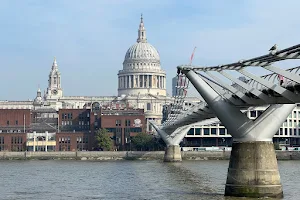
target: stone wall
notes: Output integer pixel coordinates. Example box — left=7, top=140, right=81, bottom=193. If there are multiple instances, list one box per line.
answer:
left=0, top=151, right=299, bottom=160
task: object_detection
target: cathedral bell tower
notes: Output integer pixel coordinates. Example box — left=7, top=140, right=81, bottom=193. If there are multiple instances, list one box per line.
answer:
left=45, top=57, right=63, bottom=100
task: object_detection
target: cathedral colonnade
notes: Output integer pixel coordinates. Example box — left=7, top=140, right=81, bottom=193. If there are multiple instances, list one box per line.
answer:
left=118, top=74, right=166, bottom=89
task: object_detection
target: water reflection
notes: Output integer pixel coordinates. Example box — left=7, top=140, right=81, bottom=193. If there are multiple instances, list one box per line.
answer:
left=0, top=160, right=298, bottom=199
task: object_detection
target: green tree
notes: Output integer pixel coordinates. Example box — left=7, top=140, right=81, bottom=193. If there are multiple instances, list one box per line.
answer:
left=94, top=129, right=113, bottom=151
left=131, top=132, right=153, bottom=151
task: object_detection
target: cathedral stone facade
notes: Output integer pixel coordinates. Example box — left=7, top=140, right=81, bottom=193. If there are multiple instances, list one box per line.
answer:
left=0, top=15, right=172, bottom=132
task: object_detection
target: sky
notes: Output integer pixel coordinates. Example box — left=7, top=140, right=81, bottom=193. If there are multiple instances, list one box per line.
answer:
left=1, top=0, right=300, bottom=100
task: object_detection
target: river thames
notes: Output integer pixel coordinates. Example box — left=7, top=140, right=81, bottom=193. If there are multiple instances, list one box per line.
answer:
left=0, top=160, right=299, bottom=200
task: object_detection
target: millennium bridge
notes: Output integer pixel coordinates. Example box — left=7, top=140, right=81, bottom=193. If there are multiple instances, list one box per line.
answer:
left=150, top=44, right=300, bottom=198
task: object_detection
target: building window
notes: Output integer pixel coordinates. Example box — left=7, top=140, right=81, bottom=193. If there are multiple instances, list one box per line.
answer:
left=195, top=128, right=201, bottom=135
left=219, top=128, right=225, bottom=135
left=187, top=128, right=194, bottom=135
left=116, top=120, right=121, bottom=126
left=204, top=128, right=210, bottom=135
left=77, top=137, right=82, bottom=144
left=125, top=120, right=131, bottom=127
left=15, top=120, right=18, bottom=125
left=279, top=128, right=283, bottom=135
left=130, top=128, right=142, bottom=132
left=83, top=136, right=88, bottom=144
left=7, top=121, right=9, bottom=125
left=211, top=128, right=217, bottom=135
left=284, top=128, right=288, bottom=135
left=147, top=103, right=151, bottom=111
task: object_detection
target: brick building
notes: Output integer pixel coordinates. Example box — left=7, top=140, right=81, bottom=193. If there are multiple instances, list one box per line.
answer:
left=57, top=109, right=94, bottom=151
left=100, top=108, right=145, bottom=150
left=57, top=108, right=146, bottom=151
left=56, top=132, right=89, bottom=151
left=0, top=109, right=30, bottom=151
left=0, top=107, right=146, bottom=151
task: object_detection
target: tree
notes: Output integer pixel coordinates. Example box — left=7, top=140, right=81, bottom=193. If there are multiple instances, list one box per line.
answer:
left=94, top=129, right=113, bottom=151
left=153, top=137, right=166, bottom=151
left=131, top=132, right=153, bottom=151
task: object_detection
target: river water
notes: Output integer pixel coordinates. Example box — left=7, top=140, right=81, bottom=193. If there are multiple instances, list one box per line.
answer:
left=0, top=160, right=299, bottom=200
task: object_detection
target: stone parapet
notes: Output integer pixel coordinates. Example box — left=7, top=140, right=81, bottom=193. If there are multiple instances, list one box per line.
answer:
left=0, top=150, right=298, bottom=161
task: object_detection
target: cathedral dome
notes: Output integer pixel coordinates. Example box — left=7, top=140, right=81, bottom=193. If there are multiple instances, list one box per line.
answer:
left=122, top=14, right=161, bottom=70
left=124, top=42, right=160, bottom=63
left=118, top=15, right=166, bottom=97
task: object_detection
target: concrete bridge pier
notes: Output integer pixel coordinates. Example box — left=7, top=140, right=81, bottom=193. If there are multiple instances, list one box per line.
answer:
left=150, top=122, right=190, bottom=162
left=164, top=144, right=182, bottom=162
left=182, top=68, right=296, bottom=198
left=225, top=141, right=282, bottom=198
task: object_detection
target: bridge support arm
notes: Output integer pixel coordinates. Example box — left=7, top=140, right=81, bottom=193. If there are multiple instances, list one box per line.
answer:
left=150, top=121, right=190, bottom=162
left=183, top=69, right=252, bottom=138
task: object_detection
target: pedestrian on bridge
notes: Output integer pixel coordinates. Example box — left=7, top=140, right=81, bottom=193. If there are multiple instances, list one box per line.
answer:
left=278, top=74, right=284, bottom=86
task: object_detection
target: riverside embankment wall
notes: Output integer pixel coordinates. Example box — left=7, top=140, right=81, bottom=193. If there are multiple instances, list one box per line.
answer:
left=0, top=151, right=299, bottom=161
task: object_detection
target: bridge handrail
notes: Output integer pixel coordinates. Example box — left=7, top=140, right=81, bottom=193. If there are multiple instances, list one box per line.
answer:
left=247, top=66, right=300, bottom=91
left=163, top=73, right=189, bottom=125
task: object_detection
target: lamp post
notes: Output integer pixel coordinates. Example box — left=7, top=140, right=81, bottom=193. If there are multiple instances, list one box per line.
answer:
left=130, top=138, right=132, bottom=153
left=36, top=136, right=39, bottom=152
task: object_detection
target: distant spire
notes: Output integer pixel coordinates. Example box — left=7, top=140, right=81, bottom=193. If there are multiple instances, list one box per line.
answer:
left=36, top=85, right=41, bottom=98
left=37, top=89, right=41, bottom=96
left=52, top=57, right=58, bottom=70
left=137, top=13, right=147, bottom=43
